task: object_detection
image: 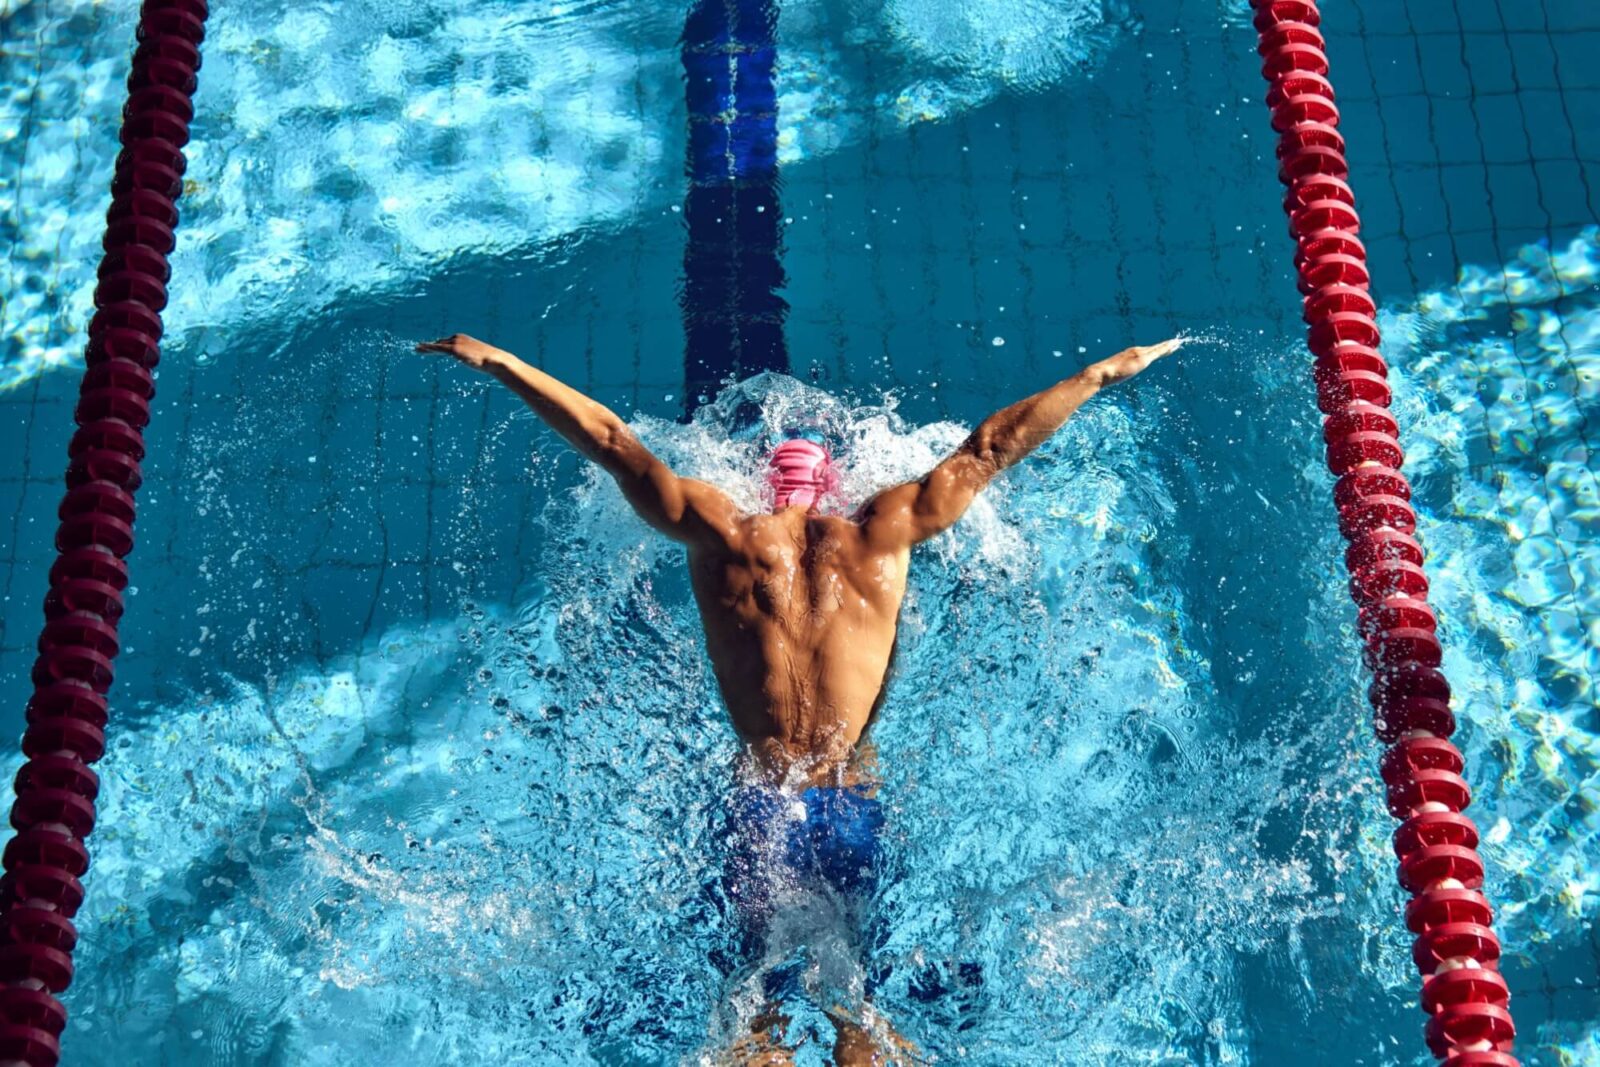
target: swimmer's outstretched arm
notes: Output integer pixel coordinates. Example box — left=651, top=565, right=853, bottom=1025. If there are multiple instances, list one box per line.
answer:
left=860, top=338, right=1184, bottom=548
left=415, top=334, right=739, bottom=546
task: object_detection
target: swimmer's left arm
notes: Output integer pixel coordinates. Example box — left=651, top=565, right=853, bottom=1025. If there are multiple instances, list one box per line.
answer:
left=416, top=334, right=740, bottom=546
left=860, top=338, right=1183, bottom=548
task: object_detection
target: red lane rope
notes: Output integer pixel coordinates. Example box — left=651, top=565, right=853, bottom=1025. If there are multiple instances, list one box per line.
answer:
left=1249, top=2, right=1518, bottom=1064
left=0, top=2, right=207, bottom=1063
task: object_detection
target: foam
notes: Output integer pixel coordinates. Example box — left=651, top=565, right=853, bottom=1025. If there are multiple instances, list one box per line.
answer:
left=15, top=371, right=1327, bottom=1063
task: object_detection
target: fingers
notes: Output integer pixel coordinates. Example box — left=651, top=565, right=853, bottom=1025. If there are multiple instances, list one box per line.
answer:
left=1143, top=336, right=1186, bottom=359
left=415, top=334, right=500, bottom=371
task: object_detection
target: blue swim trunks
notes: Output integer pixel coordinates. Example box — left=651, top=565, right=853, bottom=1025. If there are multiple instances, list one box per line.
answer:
left=718, top=783, right=885, bottom=972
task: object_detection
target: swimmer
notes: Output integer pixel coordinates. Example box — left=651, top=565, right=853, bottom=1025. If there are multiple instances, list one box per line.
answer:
left=415, top=332, right=1184, bottom=1065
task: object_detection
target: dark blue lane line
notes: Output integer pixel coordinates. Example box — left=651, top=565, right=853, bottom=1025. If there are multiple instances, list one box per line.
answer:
left=680, top=0, right=789, bottom=417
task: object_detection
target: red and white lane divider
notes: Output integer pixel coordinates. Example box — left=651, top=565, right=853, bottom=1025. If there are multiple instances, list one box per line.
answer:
left=1250, top=2, right=1518, bottom=1064
left=0, top=3, right=207, bottom=1064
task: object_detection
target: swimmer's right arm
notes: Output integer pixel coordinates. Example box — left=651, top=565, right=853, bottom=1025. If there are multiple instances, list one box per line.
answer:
left=415, top=334, right=740, bottom=546
left=860, top=338, right=1183, bottom=547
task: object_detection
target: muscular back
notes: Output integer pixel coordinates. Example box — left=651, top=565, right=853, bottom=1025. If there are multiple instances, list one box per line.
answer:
left=414, top=332, right=1179, bottom=786
left=687, top=510, right=911, bottom=784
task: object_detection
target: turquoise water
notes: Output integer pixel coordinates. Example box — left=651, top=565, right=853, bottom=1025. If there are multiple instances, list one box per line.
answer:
left=1, top=0, right=1598, bottom=1063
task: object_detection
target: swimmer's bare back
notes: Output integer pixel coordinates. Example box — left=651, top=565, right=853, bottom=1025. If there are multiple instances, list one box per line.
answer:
left=416, top=333, right=1183, bottom=787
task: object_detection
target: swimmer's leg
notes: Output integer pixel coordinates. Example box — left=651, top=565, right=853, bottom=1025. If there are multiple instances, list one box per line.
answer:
left=710, top=785, right=794, bottom=1063
left=827, top=1010, right=877, bottom=1067
left=710, top=959, right=806, bottom=1064
left=807, top=788, right=922, bottom=1064
left=720, top=1003, right=796, bottom=1067
left=824, top=1006, right=922, bottom=1066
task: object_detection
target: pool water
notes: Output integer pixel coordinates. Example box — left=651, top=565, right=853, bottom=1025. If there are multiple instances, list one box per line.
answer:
left=1, top=0, right=1597, bottom=1063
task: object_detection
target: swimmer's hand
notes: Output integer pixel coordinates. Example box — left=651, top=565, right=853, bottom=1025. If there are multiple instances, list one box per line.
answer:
left=415, top=333, right=508, bottom=371
left=1093, top=336, right=1185, bottom=386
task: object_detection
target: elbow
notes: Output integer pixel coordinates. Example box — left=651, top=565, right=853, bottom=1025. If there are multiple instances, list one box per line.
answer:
left=966, top=427, right=996, bottom=467
left=603, top=411, right=638, bottom=449
left=965, top=428, right=1009, bottom=474
left=1080, top=364, right=1112, bottom=390
left=593, top=419, right=636, bottom=466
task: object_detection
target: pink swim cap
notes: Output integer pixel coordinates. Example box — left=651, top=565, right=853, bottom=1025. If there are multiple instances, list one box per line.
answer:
left=765, top=438, right=839, bottom=511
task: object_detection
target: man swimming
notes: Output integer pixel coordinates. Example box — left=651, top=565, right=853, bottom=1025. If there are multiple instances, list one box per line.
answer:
left=415, top=332, right=1184, bottom=1065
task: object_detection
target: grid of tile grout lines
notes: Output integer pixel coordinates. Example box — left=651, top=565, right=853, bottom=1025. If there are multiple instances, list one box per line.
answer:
left=0, top=0, right=1598, bottom=1055
left=0, top=27, right=1594, bottom=682
left=1344, top=0, right=1600, bottom=1046
left=1344, top=0, right=1600, bottom=714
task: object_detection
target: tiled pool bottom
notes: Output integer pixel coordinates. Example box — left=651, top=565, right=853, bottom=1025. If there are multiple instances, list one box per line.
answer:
left=1, top=0, right=1598, bottom=1062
